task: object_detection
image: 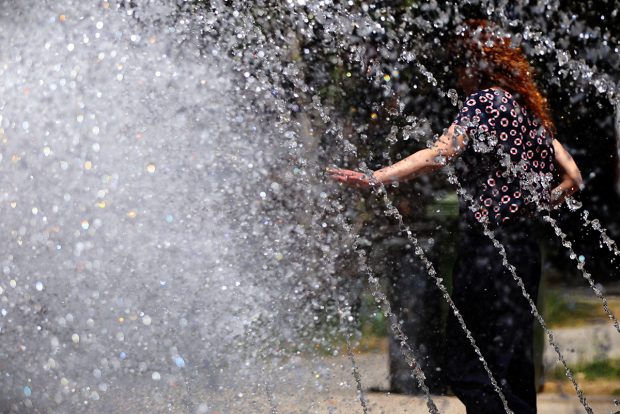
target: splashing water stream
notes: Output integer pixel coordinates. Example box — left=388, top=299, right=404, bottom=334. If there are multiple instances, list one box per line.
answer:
left=318, top=25, right=614, bottom=412
left=337, top=215, right=440, bottom=414
left=275, top=151, right=370, bottom=411
left=341, top=309, right=369, bottom=414
left=580, top=209, right=620, bottom=258
left=313, top=98, right=440, bottom=414
left=542, top=215, right=620, bottom=334
left=315, top=98, right=513, bottom=412
left=445, top=168, right=593, bottom=414
left=493, top=147, right=620, bottom=336
left=0, top=2, right=370, bottom=411
left=364, top=181, right=514, bottom=414
left=1, top=0, right=619, bottom=412
left=244, top=1, right=617, bottom=411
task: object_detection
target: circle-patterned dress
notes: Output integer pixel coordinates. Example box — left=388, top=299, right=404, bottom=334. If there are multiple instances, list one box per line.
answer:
left=453, top=87, right=555, bottom=226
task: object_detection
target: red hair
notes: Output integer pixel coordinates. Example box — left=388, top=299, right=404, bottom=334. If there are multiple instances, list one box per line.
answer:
left=455, top=19, right=556, bottom=135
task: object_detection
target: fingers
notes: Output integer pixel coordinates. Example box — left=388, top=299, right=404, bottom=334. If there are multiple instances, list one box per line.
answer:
left=330, top=174, right=350, bottom=183
left=325, top=167, right=375, bottom=189
left=326, top=170, right=348, bottom=180
left=326, top=167, right=352, bottom=176
left=326, top=168, right=354, bottom=181
left=327, top=168, right=359, bottom=179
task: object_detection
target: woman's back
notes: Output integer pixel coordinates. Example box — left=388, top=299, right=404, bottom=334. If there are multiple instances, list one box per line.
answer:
left=454, top=87, right=556, bottom=225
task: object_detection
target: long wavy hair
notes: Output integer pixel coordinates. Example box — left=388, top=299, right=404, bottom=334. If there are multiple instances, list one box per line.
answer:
left=453, top=19, right=556, bottom=135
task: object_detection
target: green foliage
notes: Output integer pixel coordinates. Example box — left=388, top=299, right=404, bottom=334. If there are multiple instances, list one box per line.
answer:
left=358, top=294, right=388, bottom=337
left=542, top=290, right=604, bottom=328
left=425, top=191, right=459, bottom=218
left=549, top=358, right=620, bottom=381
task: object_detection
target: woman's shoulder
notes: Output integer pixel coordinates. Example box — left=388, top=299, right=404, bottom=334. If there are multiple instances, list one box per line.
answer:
left=463, top=87, right=523, bottom=115
left=466, top=87, right=514, bottom=101
left=460, top=88, right=504, bottom=114
left=462, top=88, right=505, bottom=108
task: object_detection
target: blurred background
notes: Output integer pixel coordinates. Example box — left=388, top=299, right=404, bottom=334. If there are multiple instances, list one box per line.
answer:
left=0, top=0, right=618, bottom=412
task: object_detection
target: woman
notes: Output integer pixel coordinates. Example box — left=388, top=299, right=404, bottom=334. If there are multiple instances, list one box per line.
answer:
left=328, top=20, right=582, bottom=413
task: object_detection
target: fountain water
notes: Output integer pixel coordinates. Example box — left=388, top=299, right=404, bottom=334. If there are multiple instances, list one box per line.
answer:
left=0, top=1, right=363, bottom=411
left=580, top=209, right=620, bottom=258
left=314, top=90, right=514, bottom=412
left=445, top=168, right=593, bottom=414
left=311, top=96, right=440, bottom=413
left=1, top=0, right=619, bottom=413
left=313, top=4, right=619, bottom=411
left=490, top=145, right=620, bottom=336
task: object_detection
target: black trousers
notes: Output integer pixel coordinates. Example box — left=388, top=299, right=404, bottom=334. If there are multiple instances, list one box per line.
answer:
left=446, top=218, right=541, bottom=414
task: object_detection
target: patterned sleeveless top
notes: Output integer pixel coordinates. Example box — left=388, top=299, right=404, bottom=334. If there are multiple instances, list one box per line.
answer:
left=453, top=87, right=555, bottom=226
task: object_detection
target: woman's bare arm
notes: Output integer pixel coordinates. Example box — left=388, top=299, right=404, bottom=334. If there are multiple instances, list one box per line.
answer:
left=550, top=139, right=583, bottom=206
left=372, top=124, right=466, bottom=184
left=326, top=124, right=466, bottom=187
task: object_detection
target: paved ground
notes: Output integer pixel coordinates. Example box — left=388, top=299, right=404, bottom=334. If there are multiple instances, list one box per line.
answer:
left=269, top=392, right=620, bottom=414
left=67, top=352, right=617, bottom=414
left=6, top=320, right=619, bottom=413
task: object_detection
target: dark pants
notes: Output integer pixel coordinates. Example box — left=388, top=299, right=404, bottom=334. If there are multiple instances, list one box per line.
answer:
left=446, top=218, right=541, bottom=414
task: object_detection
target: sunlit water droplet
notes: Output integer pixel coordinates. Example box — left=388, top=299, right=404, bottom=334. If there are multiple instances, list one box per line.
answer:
left=174, top=356, right=185, bottom=368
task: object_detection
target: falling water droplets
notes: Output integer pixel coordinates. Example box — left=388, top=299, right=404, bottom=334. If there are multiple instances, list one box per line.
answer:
left=447, top=89, right=458, bottom=106
left=0, top=0, right=617, bottom=412
left=566, top=197, right=583, bottom=211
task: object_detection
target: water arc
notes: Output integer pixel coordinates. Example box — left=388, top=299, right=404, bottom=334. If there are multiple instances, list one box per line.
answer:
left=1, top=1, right=618, bottom=413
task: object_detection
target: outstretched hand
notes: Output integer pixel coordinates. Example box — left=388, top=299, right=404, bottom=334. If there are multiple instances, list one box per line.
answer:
left=326, top=167, right=375, bottom=189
